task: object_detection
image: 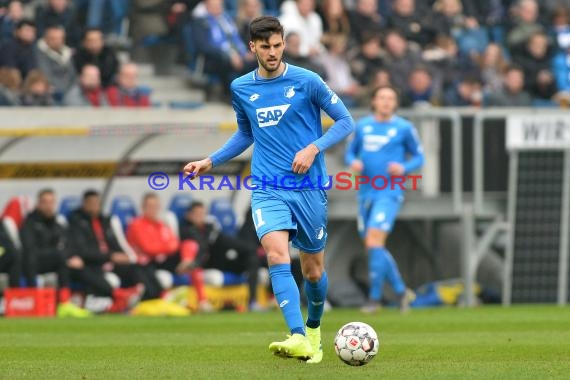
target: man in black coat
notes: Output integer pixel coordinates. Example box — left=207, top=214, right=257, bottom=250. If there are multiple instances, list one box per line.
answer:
left=0, top=19, right=37, bottom=79
left=179, top=201, right=262, bottom=310
left=20, top=188, right=90, bottom=317
left=73, top=28, right=119, bottom=88
left=67, top=190, right=142, bottom=302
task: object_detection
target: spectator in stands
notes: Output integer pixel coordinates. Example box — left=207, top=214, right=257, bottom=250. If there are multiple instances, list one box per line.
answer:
left=35, top=24, right=77, bottom=100
left=0, top=67, right=22, bottom=106
left=423, top=35, right=473, bottom=90
left=553, top=43, right=570, bottom=93
left=461, top=0, right=505, bottom=42
left=279, top=0, right=324, bottom=57
left=318, top=34, right=361, bottom=106
left=0, top=19, right=37, bottom=79
left=551, top=6, right=570, bottom=52
left=506, top=0, right=544, bottom=51
left=350, top=33, right=384, bottom=86
left=283, top=31, right=327, bottom=79
left=179, top=201, right=263, bottom=311
left=75, top=0, right=129, bottom=37
left=433, top=0, right=489, bottom=56
left=236, top=0, right=263, bottom=46
left=387, top=0, right=436, bottom=47
left=383, top=29, right=424, bottom=92
left=401, top=66, right=440, bottom=107
left=443, top=73, right=483, bottom=106
left=73, top=28, right=119, bottom=89
left=106, top=63, right=151, bottom=107
left=129, top=0, right=171, bottom=45
left=485, top=65, right=532, bottom=107
left=127, top=193, right=212, bottom=311
left=64, top=64, right=109, bottom=107
left=0, top=222, right=22, bottom=290
left=0, top=0, right=24, bottom=43
left=512, top=32, right=557, bottom=101
left=318, top=0, right=351, bottom=46
left=193, top=0, right=256, bottom=96
left=348, top=0, right=383, bottom=44
left=35, top=0, right=81, bottom=48
left=478, top=42, right=509, bottom=93
left=20, top=69, right=55, bottom=106
left=20, top=189, right=91, bottom=317
left=67, top=190, right=143, bottom=311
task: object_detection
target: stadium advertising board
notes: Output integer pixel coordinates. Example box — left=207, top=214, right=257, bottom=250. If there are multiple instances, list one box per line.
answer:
left=507, top=114, right=570, bottom=150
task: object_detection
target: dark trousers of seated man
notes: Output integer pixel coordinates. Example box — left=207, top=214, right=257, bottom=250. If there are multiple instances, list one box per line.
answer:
left=138, top=246, right=206, bottom=303
left=206, top=234, right=261, bottom=304
left=0, top=244, right=21, bottom=290
left=24, top=248, right=74, bottom=303
left=70, top=264, right=142, bottom=297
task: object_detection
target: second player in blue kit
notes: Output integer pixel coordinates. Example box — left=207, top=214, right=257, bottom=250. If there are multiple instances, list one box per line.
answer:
left=184, top=16, right=354, bottom=363
left=345, top=85, right=424, bottom=314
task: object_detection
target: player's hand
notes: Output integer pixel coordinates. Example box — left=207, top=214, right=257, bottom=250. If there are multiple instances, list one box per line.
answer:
left=183, top=158, right=213, bottom=180
left=111, top=252, right=131, bottom=265
left=387, top=162, right=405, bottom=176
left=350, top=159, right=364, bottom=174
left=67, top=256, right=84, bottom=270
left=292, top=144, right=319, bottom=174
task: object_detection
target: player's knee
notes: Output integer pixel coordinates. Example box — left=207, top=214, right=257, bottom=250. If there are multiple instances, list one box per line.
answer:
left=303, top=267, right=323, bottom=283
left=266, top=250, right=290, bottom=266
left=365, top=230, right=387, bottom=249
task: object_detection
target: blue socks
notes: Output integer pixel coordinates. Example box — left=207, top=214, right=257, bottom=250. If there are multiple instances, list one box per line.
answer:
left=305, top=271, right=328, bottom=329
left=269, top=264, right=305, bottom=336
left=368, top=247, right=406, bottom=302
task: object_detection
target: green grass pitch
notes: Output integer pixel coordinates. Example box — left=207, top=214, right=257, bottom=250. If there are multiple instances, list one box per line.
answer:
left=1, top=306, right=569, bottom=379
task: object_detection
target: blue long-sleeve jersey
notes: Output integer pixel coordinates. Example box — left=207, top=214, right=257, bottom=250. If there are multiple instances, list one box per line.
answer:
left=345, top=115, right=424, bottom=200
left=211, top=63, right=354, bottom=190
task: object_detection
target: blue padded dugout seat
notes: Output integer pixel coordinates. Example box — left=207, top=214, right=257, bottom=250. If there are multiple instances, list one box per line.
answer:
left=58, top=195, right=81, bottom=218
left=209, top=198, right=237, bottom=236
left=110, top=195, right=137, bottom=231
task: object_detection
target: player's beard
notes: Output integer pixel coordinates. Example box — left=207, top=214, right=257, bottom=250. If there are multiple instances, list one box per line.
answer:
left=258, top=54, right=282, bottom=73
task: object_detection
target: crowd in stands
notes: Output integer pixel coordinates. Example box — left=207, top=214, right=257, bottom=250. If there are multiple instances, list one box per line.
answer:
left=0, top=0, right=149, bottom=106
left=0, top=189, right=270, bottom=316
left=1, top=0, right=569, bottom=107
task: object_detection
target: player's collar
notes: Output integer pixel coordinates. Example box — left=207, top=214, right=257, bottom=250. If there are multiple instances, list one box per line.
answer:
left=253, top=63, right=288, bottom=81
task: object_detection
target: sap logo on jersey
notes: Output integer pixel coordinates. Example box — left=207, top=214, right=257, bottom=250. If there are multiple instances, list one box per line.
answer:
left=256, top=104, right=291, bottom=128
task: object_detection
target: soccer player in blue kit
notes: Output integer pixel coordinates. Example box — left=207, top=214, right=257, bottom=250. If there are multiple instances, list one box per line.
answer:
left=345, top=86, right=424, bottom=314
left=183, top=16, right=354, bottom=362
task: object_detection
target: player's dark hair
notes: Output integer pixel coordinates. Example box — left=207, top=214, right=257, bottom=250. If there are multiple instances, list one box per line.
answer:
left=370, top=85, right=400, bottom=112
left=82, top=189, right=100, bottom=201
left=38, top=188, right=54, bottom=199
left=187, top=201, right=205, bottom=213
left=371, top=85, right=400, bottom=101
left=249, top=16, right=284, bottom=42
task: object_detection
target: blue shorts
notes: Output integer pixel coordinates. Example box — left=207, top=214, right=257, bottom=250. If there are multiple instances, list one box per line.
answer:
left=357, top=196, right=403, bottom=237
left=251, top=188, right=328, bottom=254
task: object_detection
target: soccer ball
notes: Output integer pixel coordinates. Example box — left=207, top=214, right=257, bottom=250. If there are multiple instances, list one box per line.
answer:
left=334, top=322, right=379, bottom=366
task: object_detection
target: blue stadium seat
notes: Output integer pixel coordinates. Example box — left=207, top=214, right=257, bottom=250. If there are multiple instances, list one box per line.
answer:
left=168, top=194, right=193, bottom=221
left=110, top=195, right=137, bottom=231
left=58, top=196, right=82, bottom=218
left=209, top=198, right=237, bottom=236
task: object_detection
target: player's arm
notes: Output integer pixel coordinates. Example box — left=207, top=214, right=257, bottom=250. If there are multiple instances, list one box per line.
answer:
left=344, top=124, right=363, bottom=172
left=184, top=86, right=253, bottom=178
left=292, top=76, right=355, bottom=174
left=402, top=124, right=425, bottom=174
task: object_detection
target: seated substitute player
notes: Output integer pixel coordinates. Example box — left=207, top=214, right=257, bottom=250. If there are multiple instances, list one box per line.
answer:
left=345, top=85, right=424, bottom=314
left=126, top=193, right=213, bottom=312
left=183, top=16, right=354, bottom=362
